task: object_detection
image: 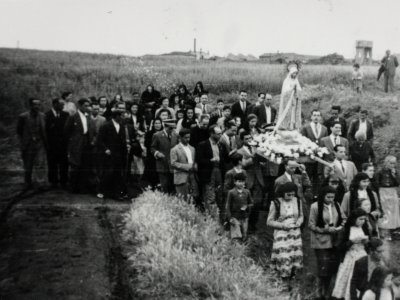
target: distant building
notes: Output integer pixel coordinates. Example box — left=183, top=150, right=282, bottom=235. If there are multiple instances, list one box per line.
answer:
left=259, top=52, right=318, bottom=64
left=355, top=40, right=373, bottom=65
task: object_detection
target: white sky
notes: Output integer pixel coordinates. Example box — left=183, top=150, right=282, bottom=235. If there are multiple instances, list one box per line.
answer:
left=0, top=0, right=399, bottom=58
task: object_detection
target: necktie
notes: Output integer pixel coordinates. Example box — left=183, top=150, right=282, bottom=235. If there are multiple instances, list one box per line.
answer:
left=335, top=136, right=339, bottom=146
left=248, top=146, right=252, bottom=154
left=340, top=160, right=345, bottom=173
left=242, top=101, right=246, bottom=112
left=202, top=105, right=206, bottom=114
left=316, top=125, right=320, bottom=137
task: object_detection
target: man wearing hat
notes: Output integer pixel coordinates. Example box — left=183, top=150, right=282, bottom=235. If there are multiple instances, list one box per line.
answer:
left=151, top=118, right=179, bottom=193
left=96, top=107, right=133, bottom=200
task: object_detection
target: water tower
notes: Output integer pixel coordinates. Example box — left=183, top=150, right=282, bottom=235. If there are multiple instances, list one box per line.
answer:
left=355, top=40, right=373, bottom=65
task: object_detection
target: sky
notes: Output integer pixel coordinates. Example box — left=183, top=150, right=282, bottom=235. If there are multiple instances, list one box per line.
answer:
left=0, top=0, right=399, bottom=59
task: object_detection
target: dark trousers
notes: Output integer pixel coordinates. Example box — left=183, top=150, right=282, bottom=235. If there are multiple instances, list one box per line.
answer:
left=69, top=147, right=92, bottom=193
left=158, top=172, right=174, bottom=194
left=47, top=148, right=68, bottom=185
left=248, top=181, right=264, bottom=231
left=384, top=74, right=395, bottom=93
left=99, top=155, right=126, bottom=198
left=21, top=141, right=47, bottom=186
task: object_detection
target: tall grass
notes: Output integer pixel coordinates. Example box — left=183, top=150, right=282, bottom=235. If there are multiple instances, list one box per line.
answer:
left=122, top=190, right=285, bottom=300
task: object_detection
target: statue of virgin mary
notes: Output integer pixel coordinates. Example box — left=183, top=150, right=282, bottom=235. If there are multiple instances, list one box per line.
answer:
left=277, top=63, right=302, bottom=131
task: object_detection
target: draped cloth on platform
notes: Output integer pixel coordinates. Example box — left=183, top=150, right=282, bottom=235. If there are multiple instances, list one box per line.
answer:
left=278, top=74, right=302, bottom=130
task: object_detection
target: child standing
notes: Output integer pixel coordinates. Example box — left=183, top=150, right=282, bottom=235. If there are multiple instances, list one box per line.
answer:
left=352, top=63, right=363, bottom=93
left=225, top=172, right=253, bottom=242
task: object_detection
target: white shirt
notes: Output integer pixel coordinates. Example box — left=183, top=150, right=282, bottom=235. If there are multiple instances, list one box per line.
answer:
left=265, top=105, right=272, bottom=124
left=285, top=172, right=293, bottom=182
left=78, top=110, right=88, bottom=134
left=180, top=143, right=193, bottom=164
left=112, top=119, right=120, bottom=134
left=131, top=115, right=137, bottom=126
left=240, top=101, right=246, bottom=112
left=330, top=134, right=340, bottom=146
left=310, top=122, right=321, bottom=138
left=52, top=108, right=59, bottom=118
left=324, top=203, right=333, bottom=224
left=358, top=189, right=368, bottom=200
left=358, top=119, right=367, bottom=137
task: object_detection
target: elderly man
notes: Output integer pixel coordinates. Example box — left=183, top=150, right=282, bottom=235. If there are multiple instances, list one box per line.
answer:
left=253, top=93, right=277, bottom=127
left=349, top=131, right=375, bottom=171
left=17, top=98, right=48, bottom=189
left=381, top=50, right=399, bottom=93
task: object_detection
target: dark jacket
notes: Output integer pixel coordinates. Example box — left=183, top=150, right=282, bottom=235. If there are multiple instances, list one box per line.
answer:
left=348, top=119, right=374, bottom=141
left=231, top=100, right=251, bottom=124
left=189, top=126, right=209, bottom=147
left=349, top=141, right=375, bottom=171
left=253, top=105, right=277, bottom=126
left=150, top=130, right=179, bottom=173
left=376, top=168, right=399, bottom=188
left=45, top=110, right=69, bottom=152
left=196, top=139, right=223, bottom=184
left=225, top=188, right=253, bottom=220
left=17, top=111, right=47, bottom=151
left=140, top=89, right=161, bottom=107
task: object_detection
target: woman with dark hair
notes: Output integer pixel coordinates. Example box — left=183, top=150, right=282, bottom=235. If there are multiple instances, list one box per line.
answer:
left=320, top=174, right=347, bottom=204
left=362, top=163, right=381, bottom=204
left=192, top=81, right=205, bottom=97
left=332, top=208, right=369, bottom=300
left=243, top=114, right=261, bottom=138
left=176, top=107, right=198, bottom=133
left=362, top=266, right=394, bottom=300
left=309, top=186, right=347, bottom=299
left=357, top=198, right=380, bottom=238
left=376, top=156, right=400, bottom=240
left=140, top=84, right=161, bottom=110
left=267, top=182, right=304, bottom=281
left=142, top=118, right=163, bottom=188
left=341, top=173, right=381, bottom=219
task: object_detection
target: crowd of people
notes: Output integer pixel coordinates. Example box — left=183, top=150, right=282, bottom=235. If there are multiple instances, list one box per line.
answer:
left=17, top=80, right=400, bottom=300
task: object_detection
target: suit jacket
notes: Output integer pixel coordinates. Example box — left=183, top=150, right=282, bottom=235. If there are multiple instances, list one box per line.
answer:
left=274, top=172, right=312, bottom=200
left=189, top=125, right=209, bottom=147
left=64, top=112, right=93, bottom=166
left=324, top=117, right=348, bottom=136
left=237, top=146, right=264, bottom=189
left=96, top=121, right=133, bottom=166
left=170, top=143, right=196, bottom=185
left=300, top=123, right=328, bottom=145
left=253, top=105, right=277, bottom=126
left=89, top=115, right=106, bottom=146
left=381, top=55, right=399, bottom=76
left=151, top=130, right=178, bottom=173
left=347, top=119, right=374, bottom=141
left=350, top=256, right=376, bottom=300
left=17, top=111, right=47, bottom=151
left=224, top=168, right=247, bottom=195
left=231, top=100, right=251, bottom=124
left=45, top=110, right=69, bottom=153
left=332, top=159, right=358, bottom=190
left=219, top=134, right=237, bottom=175
left=320, top=135, right=349, bottom=162
left=349, top=141, right=375, bottom=170
left=197, top=103, right=212, bottom=115
left=196, top=139, right=223, bottom=184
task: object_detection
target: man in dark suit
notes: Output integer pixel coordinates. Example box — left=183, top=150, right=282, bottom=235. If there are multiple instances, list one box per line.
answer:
left=45, top=98, right=69, bottom=188
left=320, top=122, right=349, bottom=162
left=247, top=93, right=264, bottom=115
left=231, top=90, right=251, bottom=125
left=350, top=238, right=387, bottom=300
left=96, top=108, right=133, bottom=200
left=301, top=109, right=329, bottom=192
left=64, top=98, right=93, bottom=193
left=151, top=119, right=179, bottom=193
left=17, top=98, right=48, bottom=189
left=190, top=114, right=210, bottom=147
left=347, top=110, right=374, bottom=142
left=324, top=105, right=347, bottom=136
left=196, top=125, right=223, bottom=214
left=209, top=99, right=224, bottom=125
left=253, top=93, right=277, bottom=127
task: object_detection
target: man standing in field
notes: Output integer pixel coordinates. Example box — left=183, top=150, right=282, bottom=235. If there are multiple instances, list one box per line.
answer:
left=231, top=90, right=251, bottom=125
left=381, top=50, right=399, bottom=93
left=17, top=98, right=48, bottom=190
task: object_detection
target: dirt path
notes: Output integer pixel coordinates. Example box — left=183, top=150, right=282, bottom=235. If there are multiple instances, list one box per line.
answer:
left=0, top=186, right=134, bottom=300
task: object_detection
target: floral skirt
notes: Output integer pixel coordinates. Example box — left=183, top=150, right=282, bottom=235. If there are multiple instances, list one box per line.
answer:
left=271, top=227, right=303, bottom=278
left=332, top=245, right=367, bottom=300
left=378, top=187, right=400, bottom=230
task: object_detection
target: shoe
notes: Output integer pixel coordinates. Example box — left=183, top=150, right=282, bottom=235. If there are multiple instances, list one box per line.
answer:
left=97, top=193, right=104, bottom=199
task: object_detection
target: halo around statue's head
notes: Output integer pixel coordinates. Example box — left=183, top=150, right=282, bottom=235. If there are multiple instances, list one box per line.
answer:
left=286, top=60, right=302, bottom=74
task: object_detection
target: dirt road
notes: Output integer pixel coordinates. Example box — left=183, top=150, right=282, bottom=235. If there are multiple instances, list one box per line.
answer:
left=0, top=165, right=135, bottom=300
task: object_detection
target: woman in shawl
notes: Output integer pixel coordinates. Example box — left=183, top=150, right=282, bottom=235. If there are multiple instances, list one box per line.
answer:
left=278, top=63, right=302, bottom=130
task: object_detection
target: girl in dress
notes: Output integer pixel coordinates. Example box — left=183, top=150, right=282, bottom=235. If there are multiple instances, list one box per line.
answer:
left=267, top=182, right=304, bottom=281
left=362, top=267, right=394, bottom=300
left=332, top=208, right=370, bottom=300
left=341, top=173, right=381, bottom=219
left=377, top=156, right=400, bottom=240
left=309, top=186, right=347, bottom=299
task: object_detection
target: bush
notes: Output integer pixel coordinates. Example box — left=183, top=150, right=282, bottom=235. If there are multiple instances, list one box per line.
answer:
left=122, top=190, right=285, bottom=300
